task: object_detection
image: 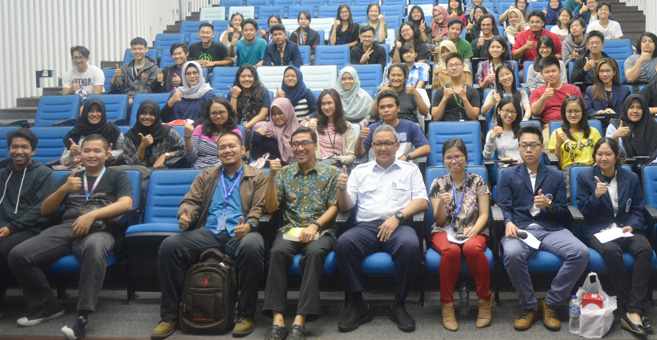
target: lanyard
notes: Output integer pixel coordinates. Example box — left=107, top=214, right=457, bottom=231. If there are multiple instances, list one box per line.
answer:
left=568, top=131, right=582, bottom=164
left=450, top=171, right=468, bottom=230
left=643, top=59, right=655, bottom=80
left=220, top=169, right=243, bottom=214
left=327, top=125, right=339, bottom=156
left=84, top=167, right=106, bottom=200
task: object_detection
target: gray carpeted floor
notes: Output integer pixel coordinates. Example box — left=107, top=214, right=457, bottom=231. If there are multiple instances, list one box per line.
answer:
left=0, top=289, right=654, bottom=340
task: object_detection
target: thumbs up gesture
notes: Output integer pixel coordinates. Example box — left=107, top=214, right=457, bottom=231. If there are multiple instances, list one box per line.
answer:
left=543, top=83, right=554, bottom=99
left=337, top=165, right=349, bottom=191
left=114, top=64, right=122, bottom=78
left=157, top=70, right=164, bottom=83
left=172, top=74, right=182, bottom=85
left=358, top=120, right=370, bottom=140
left=228, top=85, right=241, bottom=97
left=269, top=158, right=282, bottom=177
left=63, top=169, right=82, bottom=193
left=234, top=216, right=251, bottom=239
left=556, top=129, right=568, bottom=147
left=491, top=120, right=504, bottom=138
left=69, top=138, right=80, bottom=156
left=594, top=176, right=608, bottom=200
left=583, top=57, right=597, bottom=72
left=170, top=91, right=183, bottom=105
left=275, top=86, right=285, bottom=98
left=138, top=133, right=154, bottom=148
left=534, top=189, right=551, bottom=209
left=179, top=206, right=192, bottom=230
left=71, top=83, right=81, bottom=91
left=613, top=120, right=630, bottom=139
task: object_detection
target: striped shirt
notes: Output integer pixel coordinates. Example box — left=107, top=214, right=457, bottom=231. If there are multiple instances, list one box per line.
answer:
left=293, top=98, right=312, bottom=121
left=186, top=125, right=243, bottom=169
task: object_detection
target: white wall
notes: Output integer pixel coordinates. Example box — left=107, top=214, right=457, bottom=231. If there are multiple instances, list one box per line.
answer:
left=0, top=0, right=213, bottom=109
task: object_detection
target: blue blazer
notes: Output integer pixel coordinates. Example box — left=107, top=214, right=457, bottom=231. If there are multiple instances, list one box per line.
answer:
left=263, top=39, right=304, bottom=67
left=575, top=166, right=645, bottom=240
left=584, top=85, right=630, bottom=117
left=499, top=163, right=569, bottom=231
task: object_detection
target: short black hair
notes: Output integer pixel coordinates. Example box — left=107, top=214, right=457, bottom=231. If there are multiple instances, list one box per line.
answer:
left=528, top=9, right=545, bottom=23
left=270, top=23, right=286, bottom=34
left=387, top=62, right=408, bottom=81
left=7, top=128, right=37, bottom=150
left=400, top=43, right=415, bottom=56
left=518, top=124, right=543, bottom=144
left=598, top=2, right=611, bottom=11
left=568, top=17, right=586, bottom=33
left=593, top=137, right=620, bottom=169
left=539, top=55, right=560, bottom=72
left=218, top=130, right=243, bottom=146
left=359, top=25, right=376, bottom=35
left=444, top=52, right=463, bottom=65
left=81, top=134, right=110, bottom=151
left=241, top=18, right=258, bottom=30
left=442, top=137, right=468, bottom=163
left=376, top=89, right=400, bottom=107
left=170, top=42, right=189, bottom=55
left=70, top=46, right=90, bottom=58
left=635, top=32, right=657, bottom=59
left=291, top=126, right=317, bottom=143
left=130, top=37, right=148, bottom=48
left=447, top=18, right=464, bottom=29
left=298, top=11, right=312, bottom=22
left=586, top=30, right=605, bottom=44
left=199, top=22, right=214, bottom=31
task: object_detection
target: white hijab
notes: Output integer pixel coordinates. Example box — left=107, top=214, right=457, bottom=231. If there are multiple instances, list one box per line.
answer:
left=177, top=61, right=213, bottom=99
left=334, top=66, right=373, bottom=122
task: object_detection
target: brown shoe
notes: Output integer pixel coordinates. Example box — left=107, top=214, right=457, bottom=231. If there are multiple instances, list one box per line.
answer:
left=442, top=302, right=458, bottom=331
left=513, top=306, right=540, bottom=331
left=476, top=299, right=493, bottom=328
left=539, top=299, right=561, bottom=331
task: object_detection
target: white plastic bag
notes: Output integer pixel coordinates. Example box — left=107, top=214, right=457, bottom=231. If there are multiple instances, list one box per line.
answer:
left=575, top=272, right=617, bottom=338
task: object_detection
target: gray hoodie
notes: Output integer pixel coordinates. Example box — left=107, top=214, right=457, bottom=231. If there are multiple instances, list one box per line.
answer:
left=0, top=161, right=55, bottom=233
left=110, top=56, right=160, bottom=97
left=562, top=34, right=588, bottom=66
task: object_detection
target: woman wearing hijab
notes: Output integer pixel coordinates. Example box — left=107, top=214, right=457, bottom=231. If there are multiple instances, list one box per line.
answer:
left=333, top=66, right=373, bottom=124
left=123, top=100, right=185, bottom=169
left=274, top=66, right=316, bottom=122
left=161, top=61, right=215, bottom=122
left=605, top=95, right=657, bottom=164
left=431, top=5, right=450, bottom=43
left=433, top=40, right=473, bottom=89
left=504, top=8, right=530, bottom=46
left=545, top=0, right=563, bottom=25
left=251, top=98, right=300, bottom=164
left=228, top=64, right=271, bottom=129
left=60, top=98, right=124, bottom=170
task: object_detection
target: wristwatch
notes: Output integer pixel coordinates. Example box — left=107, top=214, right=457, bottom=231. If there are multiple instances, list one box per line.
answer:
left=246, top=220, right=257, bottom=231
left=394, top=211, right=404, bottom=222
left=165, top=152, right=170, bottom=158
left=404, top=153, right=412, bottom=161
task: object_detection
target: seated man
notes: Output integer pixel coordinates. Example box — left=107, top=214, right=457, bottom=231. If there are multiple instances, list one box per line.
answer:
left=9, top=134, right=133, bottom=340
left=431, top=53, right=481, bottom=121
left=188, top=23, right=234, bottom=73
left=439, top=19, right=473, bottom=63
left=350, top=26, right=387, bottom=68
left=498, top=124, right=589, bottom=332
left=0, top=129, right=55, bottom=318
left=355, top=90, right=431, bottom=162
left=640, top=81, right=657, bottom=116
left=263, top=24, right=303, bottom=67
left=335, top=124, right=429, bottom=333
left=110, top=37, right=159, bottom=104
left=61, top=46, right=104, bottom=100
left=151, top=131, right=267, bottom=340
left=263, top=127, right=340, bottom=340
left=155, top=42, right=188, bottom=93
left=570, top=31, right=609, bottom=84
left=229, top=19, right=267, bottom=67
left=512, top=10, right=562, bottom=62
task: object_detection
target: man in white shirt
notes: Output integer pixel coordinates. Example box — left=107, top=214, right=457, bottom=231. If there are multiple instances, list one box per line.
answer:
left=61, top=46, right=105, bottom=100
left=335, top=124, right=429, bottom=333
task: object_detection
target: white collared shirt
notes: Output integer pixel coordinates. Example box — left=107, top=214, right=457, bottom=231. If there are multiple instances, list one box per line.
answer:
left=347, top=160, right=428, bottom=222
left=528, top=167, right=540, bottom=216
left=606, top=174, right=618, bottom=216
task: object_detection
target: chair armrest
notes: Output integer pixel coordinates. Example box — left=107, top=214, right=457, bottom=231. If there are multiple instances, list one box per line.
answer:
left=546, top=152, right=558, bottom=166
left=259, top=213, right=273, bottom=225
left=111, top=119, right=128, bottom=126
left=490, top=206, right=505, bottom=258
left=491, top=205, right=504, bottom=224
left=52, top=119, right=78, bottom=126
left=165, top=156, right=188, bottom=168
left=644, top=205, right=657, bottom=246
left=645, top=205, right=657, bottom=221
left=568, top=205, right=584, bottom=223
left=4, top=120, right=29, bottom=128
left=336, top=210, right=351, bottom=225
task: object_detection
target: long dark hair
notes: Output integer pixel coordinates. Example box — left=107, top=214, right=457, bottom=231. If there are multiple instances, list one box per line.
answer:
left=494, top=63, right=523, bottom=107
left=533, top=35, right=556, bottom=72
left=495, top=96, right=523, bottom=138
left=556, top=7, right=573, bottom=30
left=485, top=35, right=510, bottom=61
left=201, top=97, right=238, bottom=137
left=316, top=89, right=348, bottom=135
left=448, top=0, right=464, bottom=16
left=592, top=58, right=620, bottom=102
left=560, top=96, right=591, bottom=140
left=397, top=22, right=423, bottom=48
left=593, top=137, right=621, bottom=169
left=635, top=32, right=657, bottom=59
left=408, top=5, right=430, bottom=31
left=233, top=64, right=265, bottom=116
left=336, top=4, right=358, bottom=35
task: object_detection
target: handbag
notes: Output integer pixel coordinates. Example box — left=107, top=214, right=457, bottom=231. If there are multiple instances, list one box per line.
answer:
left=78, top=196, right=114, bottom=231
left=576, top=272, right=617, bottom=338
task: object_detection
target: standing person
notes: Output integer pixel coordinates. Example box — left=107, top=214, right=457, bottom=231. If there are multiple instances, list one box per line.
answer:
left=307, top=89, right=357, bottom=166
left=407, top=5, right=432, bottom=43
left=350, top=26, right=387, bottom=68
left=334, top=67, right=374, bottom=124
left=151, top=131, right=268, bottom=340
left=330, top=4, right=360, bottom=47
left=431, top=5, right=451, bottom=43
left=362, top=3, right=387, bottom=44
left=0, top=129, right=54, bottom=319
left=229, top=19, right=268, bottom=67
left=526, top=36, right=568, bottom=91
left=390, top=23, right=431, bottom=64
left=274, top=66, right=316, bottom=122
left=481, top=63, right=531, bottom=120
left=189, top=23, right=234, bottom=73
left=431, top=53, right=481, bottom=122
left=227, top=64, right=271, bottom=129
left=220, top=13, right=244, bottom=46
left=576, top=138, right=654, bottom=338
left=262, top=127, right=340, bottom=340
left=483, top=96, right=523, bottom=162
left=550, top=8, right=573, bottom=41
left=335, top=124, right=429, bottom=333
left=504, top=8, right=530, bottom=46
left=498, top=124, right=589, bottom=332
left=289, top=11, right=321, bottom=56
left=571, top=31, right=610, bottom=84
left=61, top=46, right=104, bottom=101
left=512, top=10, right=562, bottom=63
left=263, top=24, right=304, bottom=67
left=584, top=58, right=630, bottom=116
left=605, top=95, right=657, bottom=162
left=161, top=61, right=216, bottom=122
left=585, top=2, right=622, bottom=40
left=110, top=37, right=159, bottom=104
left=624, top=32, right=657, bottom=85
left=155, top=43, right=188, bottom=94
left=9, top=135, right=133, bottom=340
left=475, top=36, right=511, bottom=89
left=373, top=63, right=429, bottom=124
left=561, top=17, right=588, bottom=65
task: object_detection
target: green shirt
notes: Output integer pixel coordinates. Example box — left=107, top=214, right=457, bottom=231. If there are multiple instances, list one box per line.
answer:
left=455, top=38, right=474, bottom=60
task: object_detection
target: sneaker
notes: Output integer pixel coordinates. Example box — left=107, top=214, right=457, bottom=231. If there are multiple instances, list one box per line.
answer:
left=232, top=316, right=254, bottom=337
left=151, top=320, right=176, bottom=340
left=61, top=315, right=87, bottom=340
left=513, top=306, right=540, bottom=331
left=338, top=304, right=373, bottom=332
left=264, top=325, right=288, bottom=340
left=17, top=302, right=65, bottom=327
left=539, top=299, right=560, bottom=331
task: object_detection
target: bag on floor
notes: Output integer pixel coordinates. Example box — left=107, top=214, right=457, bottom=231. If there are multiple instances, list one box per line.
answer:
left=179, top=248, right=237, bottom=334
left=575, top=272, right=617, bottom=338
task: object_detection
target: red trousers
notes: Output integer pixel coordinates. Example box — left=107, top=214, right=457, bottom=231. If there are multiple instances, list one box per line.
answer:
left=430, top=232, right=491, bottom=303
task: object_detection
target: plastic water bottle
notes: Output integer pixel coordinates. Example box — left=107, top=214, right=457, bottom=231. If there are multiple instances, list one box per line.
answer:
left=569, top=295, right=580, bottom=334
left=459, top=283, right=470, bottom=316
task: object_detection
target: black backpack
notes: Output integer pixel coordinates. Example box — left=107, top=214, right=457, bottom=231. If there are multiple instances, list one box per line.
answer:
left=179, top=248, right=237, bottom=334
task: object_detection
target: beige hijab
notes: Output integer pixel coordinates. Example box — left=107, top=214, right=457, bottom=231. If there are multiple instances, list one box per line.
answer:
left=433, top=40, right=472, bottom=89
left=504, top=8, right=529, bottom=37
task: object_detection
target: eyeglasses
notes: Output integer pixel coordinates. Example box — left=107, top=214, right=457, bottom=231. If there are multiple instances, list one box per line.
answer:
left=587, top=41, right=602, bottom=46
left=499, top=108, right=517, bottom=115
left=598, top=69, right=614, bottom=74
left=566, top=110, right=582, bottom=116
left=372, top=141, right=397, bottom=148
left=528, top=20, right=543, bottom=25
left=445, top=154, right=465, bottom=161
left=210, top=110, right=228, bottom=116
left=290, top=140, right=315, bottom=148
left=447, top=63, right=463, bottom=69
left=72, top=56, right=86, bottom=61
left=519, top=143, right=542, bottom=150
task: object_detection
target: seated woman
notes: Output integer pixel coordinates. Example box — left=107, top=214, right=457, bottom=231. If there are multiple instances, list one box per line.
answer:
left=562, top=17, right=587, bottom=65
left=329, top=4, right=359, bottom=47
left=503, top=8, right=529, bottom=46
left=575, top=137, right=654, bottom=338
left=481, top=63, right=531, bottom=120
left=373, top=63, right=429, bottom=124
left=334, top=66, right=373, bottom=124
left=470, top=14, right=504, bottom=59
left=361, top=3, right=387, bottom=44
left=606, top=95, right=657, bottom=162
left=161, top=61, right=215, bottom=122
left=585, top=58, right=630, bottom=117
left=251, top=98, right=299, bottom=164
left=123, top=99, right=185, bottom=169
left=382, top=44, right=430, bottom=90
left=499, top=0, right=529, bottom=25
left=227, top=64, right=271, bottom=129
left=433, top=40, right=473, bottom=89
left=184, top=97, right=242, bottom=169
left=60, top=98, right=124, bottom=170
left=448, top=0, right=467, bottom=27
left=431, top=5, right=450, bottom=43
left=407, top=5, right=432, bottom=43
left=428, top=137, right=492, bottom=331
left=259, top=14, right=282, bottom=43
left=526, top=36, right=567, bottom=91
left=274, top=66, right=316, bottom=122
left=307, top=89, right=356, bottom=165
left=289, top=11, right=321, bottom=56
left=476, top=36, right=511, bottom=89
left=544, top=0, right=563, bottom=25
left=549, top=96, right=601, bottom=171
left=390, top=23, right=431, bottom=63
left=483, top=96, right=522, bottom=162
left=550, top=7, right=572, bottom=41
left=220, top=13, right=244, bottom=46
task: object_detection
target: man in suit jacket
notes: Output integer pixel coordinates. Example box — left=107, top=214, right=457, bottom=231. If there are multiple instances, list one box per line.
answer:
left=498, top=124, right=589, bottom=332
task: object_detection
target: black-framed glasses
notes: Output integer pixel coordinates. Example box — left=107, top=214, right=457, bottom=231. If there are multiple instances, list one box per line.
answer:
left=372, top=141, right=397, bottom=148
left=290, top=140, right=315, bottom=148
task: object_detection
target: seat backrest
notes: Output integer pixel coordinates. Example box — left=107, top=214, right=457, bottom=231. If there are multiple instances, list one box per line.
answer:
left=221, top=0, right=244, bottom=7
left=35, top=95, right=80, bottom=127
left=0, top=126, right=19, bottom=158
left=382, top=0, right=407, bottom=7
left=549, top=120, right=603, bottom=137
left=154, top=33, right=186, bottom=54
left=159, top=49, right=174, bottom=68
left=130, top=93, right=171, bottom=126
left=123, top=48, right=158, bottom=64
left=350, top=5, right=368, bottom=17
left=200, top=6, right=227, bottom=21
left=380, top=5, right=405, bottom=19
left=211, top=67, right=240, bottom=93
left=299, top=45, right=310, bottom=65
left=103, top=69, right=114, bottom=91
left=602, top=39, right=633, bottom=60
left=318, top=5, right=338, bottom=18
left=272, top=0, right=296, bottom=6
left=523, top=61, right=533, bottom=83
left=256, top=66, right=287, bottom=92
left=344, top=64, right=382, bottom=91
left=427, top=121, right=482, bottom=166
left=143, top=169, right=203, bottom=224
left=282, top=19, right=300, bottom=33
left=386, top=15, right=401, bottom=31
left=289, top=6, right=314, bottom=20
left=180, top=21, right=208, bottom=41
left=381, top=43, right=391, bottom=63
left=642, top=165, right=657, bottom=208
left=258, top=6, right=284, bottom=19
left=31, top=126, right=72, bottom=163
left=246, top=0, right=270, bottom=6
left=212, top=20, right=231, bottom=32
left=617, top=58, right=627, bottom=83
left=300, top=65, right=338, bottom=91
left=571, top=164, right=632, bottom=207
left=311, top=18, right=336, bottom=41
left=228, top=6, right=255, bottom=19
left=86, top=94, right=129, bottom=121
left=314, top=45, right=350, bottom=68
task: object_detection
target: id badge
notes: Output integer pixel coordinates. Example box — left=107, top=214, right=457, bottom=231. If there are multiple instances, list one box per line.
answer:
left=217, top=214, right=227, bottom=231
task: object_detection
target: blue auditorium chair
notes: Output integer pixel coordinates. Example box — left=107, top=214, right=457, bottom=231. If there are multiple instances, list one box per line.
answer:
left=259, top=6, right=284, bottom=20
left=154, top=33, right=186, bottom=55
left=344, top=64, right=382, bottom=91
left=34, top=95, right=80, bottom=127
left=602, top=39, right=633, bottom=60
left=289, top=6, right=315, bottom=19
left=180, top=21, right=208, bottom=41
left=299, top=45, right=311, bottom=65
left=123, top=48, right=158, bottom=64
left=86, top=94, right=129, bottom=122
left=314, top=45, right=350, bottom=68
left=0, top=127, right=18, bottom=159
left=427, top=121, right=482, bottom=167
left=130, top=93, right=170, bottom=126
left=29, top=127, right=72, bottom=163
left=211, top=67, right=240, bottom=94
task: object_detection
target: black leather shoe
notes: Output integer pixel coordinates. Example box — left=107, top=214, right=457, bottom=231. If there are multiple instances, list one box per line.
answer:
left=264, top=325, right=288, bottom=340
left=621, top=315, right=648, bottom=338
left=642, top=317, right=653, bottom=332
left=390, top=304, right=416, bottom=332
left=338, top=305, right=373, bottom=332
left=287, top=324, right=305, bottom=340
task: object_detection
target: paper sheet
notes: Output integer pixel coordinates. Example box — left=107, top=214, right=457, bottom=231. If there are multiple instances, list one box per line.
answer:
left=594, top=226, right=633, bottom=244
left=447, top=228, right=468, bottom=244
left=520, top=230, right=541, bottom=249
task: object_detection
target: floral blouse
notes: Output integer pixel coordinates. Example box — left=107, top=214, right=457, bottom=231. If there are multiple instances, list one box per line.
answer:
left=429, top=172, right=490, bottom=235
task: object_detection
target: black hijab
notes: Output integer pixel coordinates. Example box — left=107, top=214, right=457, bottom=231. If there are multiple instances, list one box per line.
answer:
left=619, top=94, right=657, bottom=158
left=125, top=99, right=172, bottom=147
left=63, top=98, right=121, bottom=148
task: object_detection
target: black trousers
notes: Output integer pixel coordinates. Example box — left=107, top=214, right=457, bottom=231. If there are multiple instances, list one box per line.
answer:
left=0, top=230, right=38, bottom=304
